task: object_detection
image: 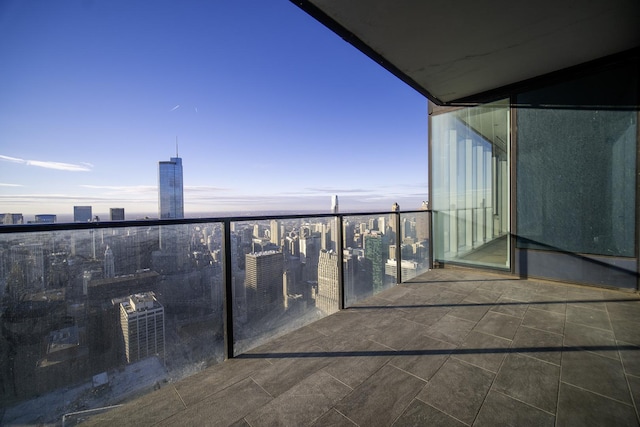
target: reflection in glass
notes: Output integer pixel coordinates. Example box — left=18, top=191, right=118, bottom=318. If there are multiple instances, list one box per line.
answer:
left=431, top=99, right=510, bottom=269
left=516, top=63, right=637, bottom=257
left=231, top=217, right=339, bottom=355
left=0, top=223, right=225, bottom=422
left=343, top=214, right=398, bottom=306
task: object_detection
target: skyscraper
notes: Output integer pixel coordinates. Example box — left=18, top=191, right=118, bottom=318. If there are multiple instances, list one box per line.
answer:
left=158, top=156, right=184, bottom=219
left=244, top=251, right=284, bottom=320
left=119, top=292, right=165, bottom=364
left=331, top=195, right=339, bottom=213
left=73, top=206, right=92, bottom=222
left=110, top=208, right=125, bottom=221
left=316, top=250, right=339, bottom=314
left=104, top=246, right=115, bottom=278
left=364, top=233, right=384, bottom=293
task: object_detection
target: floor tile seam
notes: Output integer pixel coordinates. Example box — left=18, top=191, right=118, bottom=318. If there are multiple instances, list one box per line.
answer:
left=468, top=328, right=516, bottom=343
left=509, top=306, right=561, bottom=367
left=519, top=319, right=565, bottom=336
left=364, top=337, right=401, bottom=352
left=386, top=362, right=431, bottom=384
left=320, top=368, right=355, bottom=392
left=622, top=367, right=640, bottom=425
left=525, top=306, right=566, bottom=318
left=564, top=346, right=622, bottom=362
left=481, top=309, right=523, bottom=322
left=445, top=311, right=486, bottom=323
left=559, top=380, right=635, bottom=407
left=331, top=407, right=360, bottom=426
left=474, top=303, right=533, bottom=424
left=388, top=396, right=436, bottom=427
left=468, top=321, right=529, bottom=426
left=566, top=302, right=607, bottom=313
left=412, top=333, right=462, bottom=349
left=439, top=313, right=478, bottom=326
left=412, top=394, right=472, bottom=426
left=561, top=337, right=623, bottom=362
left=177, top=370, right=263, bottom=406
left=459, top=295, right=502, bottom=306
left=450, top=356, right=499, bottom=376
left=564, top=319, right=613, bottom=334
left=516, top=324, right=564, bottom=337
left=172, top=385, right=188, bottom=410
left=248, top=376, right=275, bottom=399
left=489, top=386, right=558, bottom=417
left=420, top=330, right=465, bottom=348
left=448, top=354, right=502, bottom=374
left=511, top=350, right=561, bottom=368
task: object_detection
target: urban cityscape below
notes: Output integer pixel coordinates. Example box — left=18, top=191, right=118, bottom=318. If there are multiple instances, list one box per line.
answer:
left=0, top=154, right=430, bottom=424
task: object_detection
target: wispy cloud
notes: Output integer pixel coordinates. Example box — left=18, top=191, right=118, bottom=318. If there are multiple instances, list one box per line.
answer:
left=186, top=185, right=230, bottom=193
left=303, top=187, right=371, bottom=194
left=0, top=154, right=92, bottom=172
left=0, top=183, right=23, bottom=187
left=170, top=104, right=181, bottom=111
left=80, top=184, right=155, bottom=194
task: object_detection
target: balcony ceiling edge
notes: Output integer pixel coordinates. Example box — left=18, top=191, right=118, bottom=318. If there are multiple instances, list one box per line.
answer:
left=292, top=0, right=640, bottom=106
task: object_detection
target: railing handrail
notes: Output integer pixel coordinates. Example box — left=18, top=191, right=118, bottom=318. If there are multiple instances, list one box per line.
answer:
left=0, top=209, right=432, bottom=234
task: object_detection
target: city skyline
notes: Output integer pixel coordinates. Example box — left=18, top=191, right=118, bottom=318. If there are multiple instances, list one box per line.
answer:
left=0, top=1, right=428, bottom=217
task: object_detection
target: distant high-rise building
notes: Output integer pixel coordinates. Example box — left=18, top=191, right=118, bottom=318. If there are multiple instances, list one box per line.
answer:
left=2, top=213, right=24, bottom=224
left=316, top=250, right=340, bottom=314
left=158, top=156, right=184, bottom=219
left=244, top=251, right=284, bottom=319
left=74, top=206, right=92, bottom=222
left=110, top=208, right=125, bottom=221
left=104, top=246, right=115, bottom=278
left=34, top=214, right=57, bottom=223
left=343, top=250, right=356, bottom=305
left=364, top=234, right=384, bottom=293
left=416, top=201, right=430, bottom=242
left=9, top=243, right=45, bottom=297
left=331, top=195, right=339, bottom=213
left=119, top=292, right=165, bottom=363
left=270, top=220, right=281, bottom=246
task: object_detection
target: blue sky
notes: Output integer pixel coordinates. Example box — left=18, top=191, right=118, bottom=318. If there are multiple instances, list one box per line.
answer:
left=0, top=0, right=428, bottom=219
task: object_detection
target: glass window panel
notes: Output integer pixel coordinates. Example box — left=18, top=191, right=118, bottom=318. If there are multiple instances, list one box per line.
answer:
left=431, top=99, right=510, bottom=269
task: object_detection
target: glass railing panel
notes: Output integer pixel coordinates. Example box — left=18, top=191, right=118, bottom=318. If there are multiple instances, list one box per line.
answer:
left=399, top=211, right=431, bottom=279
left=230, top=216, right=339, bottom=356
left=0, top=223, right=225, bottom=424
left=343, top=214, right=397, bottom=307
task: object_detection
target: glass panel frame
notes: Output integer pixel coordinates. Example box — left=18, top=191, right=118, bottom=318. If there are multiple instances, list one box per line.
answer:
left=431, top=99, right=511, bottom=269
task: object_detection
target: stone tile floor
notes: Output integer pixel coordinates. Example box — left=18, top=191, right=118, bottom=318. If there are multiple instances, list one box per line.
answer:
left=81, top=269, right=640, bottom=426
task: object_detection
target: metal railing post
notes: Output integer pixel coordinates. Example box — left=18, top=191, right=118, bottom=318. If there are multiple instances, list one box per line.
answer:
left=337, top=215, right=345, bottom=310
left=222, top=219, right=234, bottom=359
left=395, top=210, right=402, bottom=284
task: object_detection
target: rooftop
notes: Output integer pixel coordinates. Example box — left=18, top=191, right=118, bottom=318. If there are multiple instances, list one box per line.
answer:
left=78, top=268, right=640, bottom=426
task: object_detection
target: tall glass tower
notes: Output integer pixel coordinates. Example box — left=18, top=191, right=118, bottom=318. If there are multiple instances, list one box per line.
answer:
left=158, top=156, right=184, bottom=219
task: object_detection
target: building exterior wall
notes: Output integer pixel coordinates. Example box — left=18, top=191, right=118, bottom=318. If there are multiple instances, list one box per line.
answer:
left=429, top=56, right=639, bottom=289
left=316, top=250, right=339, bottom=314
left=119, top=293, right=165, bottom=363
left=158, top=157, right=184, bottom=219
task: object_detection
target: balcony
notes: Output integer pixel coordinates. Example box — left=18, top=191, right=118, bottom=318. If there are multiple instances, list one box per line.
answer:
left=71, top=270, right=640, bottom=426
left=1, top=213, right=640, bottom=425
